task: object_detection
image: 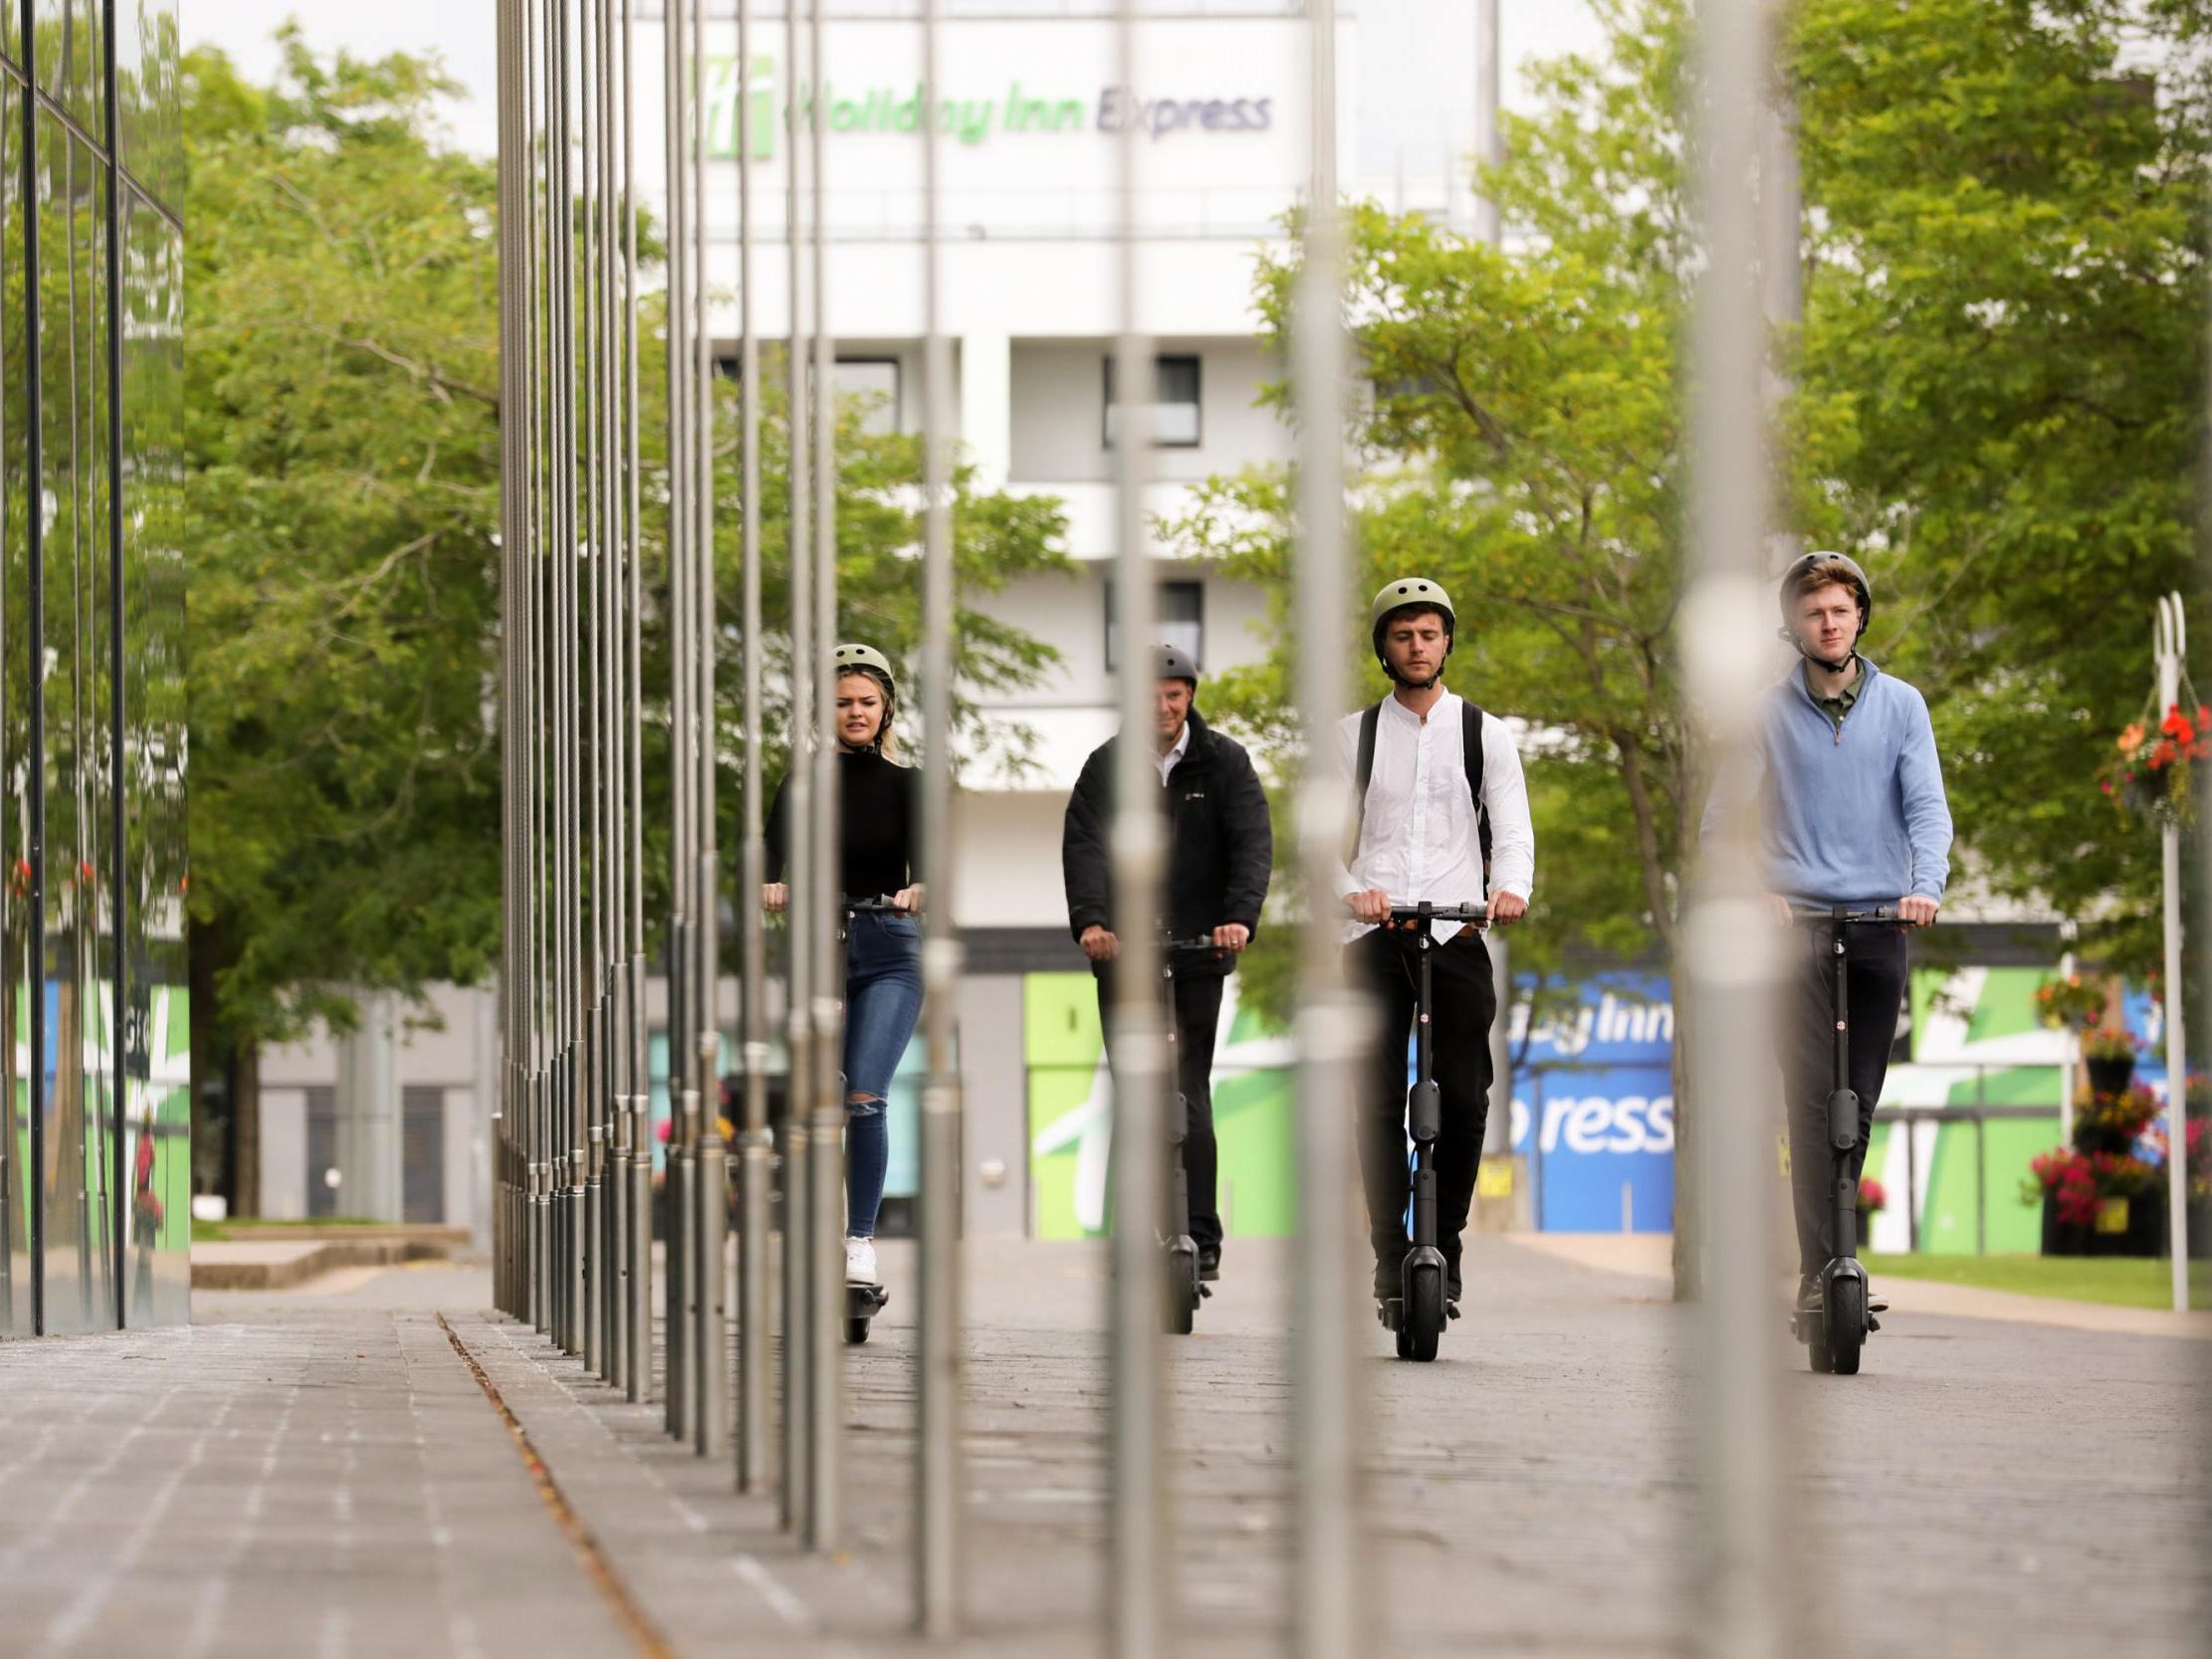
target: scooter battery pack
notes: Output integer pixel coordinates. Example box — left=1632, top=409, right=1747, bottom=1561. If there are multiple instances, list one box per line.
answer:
left=1408, top=1080, right=1441, bottom=1143
left=1826, top=1087, right=1860, bottom=1153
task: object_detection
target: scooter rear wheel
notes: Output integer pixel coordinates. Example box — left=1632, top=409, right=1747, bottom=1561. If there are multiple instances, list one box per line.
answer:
left=1825, top=1277, right=1866, bottom=1375
left=1167, top=1255, right=1199, bottom=1336
left=1406, top=1267, right=1444, bottom=1363
left=845, top=1316, right=871, bottom=1345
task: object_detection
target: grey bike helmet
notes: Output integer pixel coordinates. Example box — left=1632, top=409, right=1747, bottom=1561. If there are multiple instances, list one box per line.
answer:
left=1776, top=552, right=1872, bottom=662
left=830, top=642, right=898, bottom=749
left=1370, top=576, right=1456, bottom=683
left=1153, top=642, right=1200, bottom=687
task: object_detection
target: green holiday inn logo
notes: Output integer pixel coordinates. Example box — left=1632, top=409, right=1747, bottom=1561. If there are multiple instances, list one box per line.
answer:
left=705, top=54, right=1273, bottom=160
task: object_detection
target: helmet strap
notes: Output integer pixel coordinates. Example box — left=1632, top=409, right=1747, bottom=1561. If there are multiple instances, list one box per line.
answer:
left=1375, top=627, right=1451, bottom=688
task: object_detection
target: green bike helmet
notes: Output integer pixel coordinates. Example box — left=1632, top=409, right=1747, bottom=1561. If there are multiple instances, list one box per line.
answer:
left=830, top=641, right=896, bottom=690
left=1370, top=577, right=1456, bottom=684
left=830, top=642, right=898, bottom=750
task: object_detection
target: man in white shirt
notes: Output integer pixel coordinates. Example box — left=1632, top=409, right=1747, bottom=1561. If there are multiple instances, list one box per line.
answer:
left=1337, top=578, right=1534, bottom=1312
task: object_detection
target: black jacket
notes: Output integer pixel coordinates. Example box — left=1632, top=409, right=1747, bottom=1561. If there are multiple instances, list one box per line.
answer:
left=1061, top=708, right=1272, bottom=976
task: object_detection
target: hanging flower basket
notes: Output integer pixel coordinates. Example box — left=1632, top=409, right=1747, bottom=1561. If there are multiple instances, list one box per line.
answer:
left=2033, top=974, right=2107, bottom=1031
left=2098, top=699, right=2209, bottom=826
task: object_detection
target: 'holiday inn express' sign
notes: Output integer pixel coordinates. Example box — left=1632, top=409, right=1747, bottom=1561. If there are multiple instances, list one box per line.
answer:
left=706, top=55, right=1276, bottom=159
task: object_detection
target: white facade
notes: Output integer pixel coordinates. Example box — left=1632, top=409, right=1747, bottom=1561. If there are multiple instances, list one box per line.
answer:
left=249, top=3, right=1482, bottom=1232
left=636, top=2, right=1466, bottom=926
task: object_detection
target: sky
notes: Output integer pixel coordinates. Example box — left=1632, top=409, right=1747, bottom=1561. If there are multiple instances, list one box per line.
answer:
left=187, top=1, right=1610, bottom=162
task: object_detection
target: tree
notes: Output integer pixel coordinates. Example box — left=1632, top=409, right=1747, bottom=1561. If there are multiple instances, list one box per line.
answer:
left=184, top=37, right=1071, bottom=1207
left=1791, top=0, right=2209, bottom=976
left=1174, top=0, right=2209, bottom=1294
left=1170, top=14, right=1695, bottom=1027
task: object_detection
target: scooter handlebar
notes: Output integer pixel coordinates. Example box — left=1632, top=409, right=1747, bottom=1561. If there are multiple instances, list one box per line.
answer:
left=1384, top=901, right=1489, bottom=926
left=841, top=895, right=911, bottom=916
left=1788, top=904, right=1903, bottom=927
left=1160, top=935, right=1221, bottom=953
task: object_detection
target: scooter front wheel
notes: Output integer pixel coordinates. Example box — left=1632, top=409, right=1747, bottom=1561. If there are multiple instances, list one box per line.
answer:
left=1405, top=1266, right=1444, bottom=1362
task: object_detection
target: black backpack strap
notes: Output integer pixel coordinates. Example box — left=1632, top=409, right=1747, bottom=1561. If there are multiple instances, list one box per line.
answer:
left=1348, top=702, right=1383, bottom=864
left=1462, top=700, right=1492, bottom=884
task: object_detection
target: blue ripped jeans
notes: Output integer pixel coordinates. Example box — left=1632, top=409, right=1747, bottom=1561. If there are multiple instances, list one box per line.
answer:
left=842, top=910, right=924, bottom=1238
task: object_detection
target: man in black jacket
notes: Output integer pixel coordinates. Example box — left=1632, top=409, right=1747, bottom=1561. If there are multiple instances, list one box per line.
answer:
left=1062, top=644, right=1272, bottom=1281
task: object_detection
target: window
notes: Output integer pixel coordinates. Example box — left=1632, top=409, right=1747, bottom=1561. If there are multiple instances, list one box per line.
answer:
left=834, top=357, right=901, bottom=436
left=712, top=354, right=903, bottom=437
left=1104, top=579, right=1205, bottom=672
left=1103, top=353, right=1202, bottom=449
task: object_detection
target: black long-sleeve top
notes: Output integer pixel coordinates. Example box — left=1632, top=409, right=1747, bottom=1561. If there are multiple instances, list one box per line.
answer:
left=765, top=749, right=921, bottom=900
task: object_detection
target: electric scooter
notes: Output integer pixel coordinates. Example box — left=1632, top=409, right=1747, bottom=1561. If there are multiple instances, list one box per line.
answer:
left=837, top=895, right=906, bottom=1346
left=1789, top=904, right=1899, bottom=1376
left=1157, top=930, right=1221, bottom=1337
left=1378, top=900, right=1488, bottom=1362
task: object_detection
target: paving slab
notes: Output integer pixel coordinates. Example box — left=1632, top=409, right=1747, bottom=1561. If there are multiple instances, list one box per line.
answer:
left=0, top=1236, right=2206, bottom=1659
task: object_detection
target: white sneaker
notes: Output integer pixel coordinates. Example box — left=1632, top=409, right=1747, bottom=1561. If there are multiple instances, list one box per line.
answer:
left=844, top=1236, right=879, bottom=1287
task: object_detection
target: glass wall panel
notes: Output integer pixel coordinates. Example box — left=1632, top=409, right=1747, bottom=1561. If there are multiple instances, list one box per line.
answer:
left=32, top=0, right=102, bottom=136
left=0, top=71, right=28, bottom=1339
left=35, top=118, right=108, bottom=1334
left=120, top=184, right=182, bottom=1325
left=114, top=0, right=178, bottom=214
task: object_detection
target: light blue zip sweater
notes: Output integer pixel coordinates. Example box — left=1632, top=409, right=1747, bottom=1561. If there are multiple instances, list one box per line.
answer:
left=1701, top=656, right=1953, bottom=907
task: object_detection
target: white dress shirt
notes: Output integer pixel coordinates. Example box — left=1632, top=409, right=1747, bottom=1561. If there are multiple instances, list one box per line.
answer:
left=1332, top=689, right=1535, bottom=941
left=1153, top=720, right=1192, bottom=786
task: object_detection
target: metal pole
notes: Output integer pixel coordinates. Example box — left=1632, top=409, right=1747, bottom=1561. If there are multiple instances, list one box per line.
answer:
left=916, top=0, right=964, bottom=1629
left=497, top=0, right=523, bottom=1324
left=2158, top=595, right=2190, bottom=1312
left=599, top=0, right=626, bottom=1395
left=525, top=0, right=548, bottom=1337
left=665, top=0, right=695, bottom=1442
left=779, top=0, right=817, bottom=1536
left=1682, top=0, right=1793, bottom=1654
left=1290, top=6, right=1364, bottom=1655
left=735, top=0, right=775, bottom=1499
left=557, top=0, right=587, bottom=1362
left=805, top=0, right=845, bottom=1555
left=1107, top=0, right=1168, bottom=1645
left=580, top=0, right=605, bottom=1382
left=1472, top=0, right=1500, bottom=245
left=692, top=0, right=730, bottom=1460
left=622, top=0, right=654, bottom=1407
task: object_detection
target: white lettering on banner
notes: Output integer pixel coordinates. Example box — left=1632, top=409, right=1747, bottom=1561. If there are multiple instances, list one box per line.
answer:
left=1516, top=990, right=1674, bottom=1060
left=1509, top=1094, right=1676, bottom=1157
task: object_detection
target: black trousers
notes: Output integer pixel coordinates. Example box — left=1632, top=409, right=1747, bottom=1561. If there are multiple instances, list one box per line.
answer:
left=1781, top=923, right=1908, bottom=1279
left=1095, top=966, right=1227, bottom=1254
left=1348, top=927, right=1497, bottom=1275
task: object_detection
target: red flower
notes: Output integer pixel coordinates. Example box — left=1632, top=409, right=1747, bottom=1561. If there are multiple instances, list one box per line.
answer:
left=2151, top=740, right=2176, bottom=768
left=2161, top=705, right=2195, bottom=742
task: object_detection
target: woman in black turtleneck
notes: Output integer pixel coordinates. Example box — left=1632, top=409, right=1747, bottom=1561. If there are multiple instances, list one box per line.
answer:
left=763, top=645, right=922, bottom=1293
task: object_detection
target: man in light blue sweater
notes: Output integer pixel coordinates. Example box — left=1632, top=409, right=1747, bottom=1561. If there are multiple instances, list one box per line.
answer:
left=1702, top=552, right=1953, bottom=1311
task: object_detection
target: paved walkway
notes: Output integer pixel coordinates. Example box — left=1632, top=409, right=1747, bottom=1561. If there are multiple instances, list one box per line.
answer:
left=1518, top=1230, right=2212, bottom=1338
left=0, top=1239, right=2204, bottom=1658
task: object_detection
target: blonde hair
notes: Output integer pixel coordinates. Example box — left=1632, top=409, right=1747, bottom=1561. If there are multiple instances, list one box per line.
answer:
left=834, top=668, right=901, bottom=762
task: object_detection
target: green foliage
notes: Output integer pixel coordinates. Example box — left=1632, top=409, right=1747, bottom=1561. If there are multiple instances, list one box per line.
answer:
left=185, top=35, right=1071, bottom=1050
left=1178, top=0, right=2210, bottom=1035
left=1172, top=7, right=1696, bottom=1025
left=1792, top=0, right=2209, bottom=974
